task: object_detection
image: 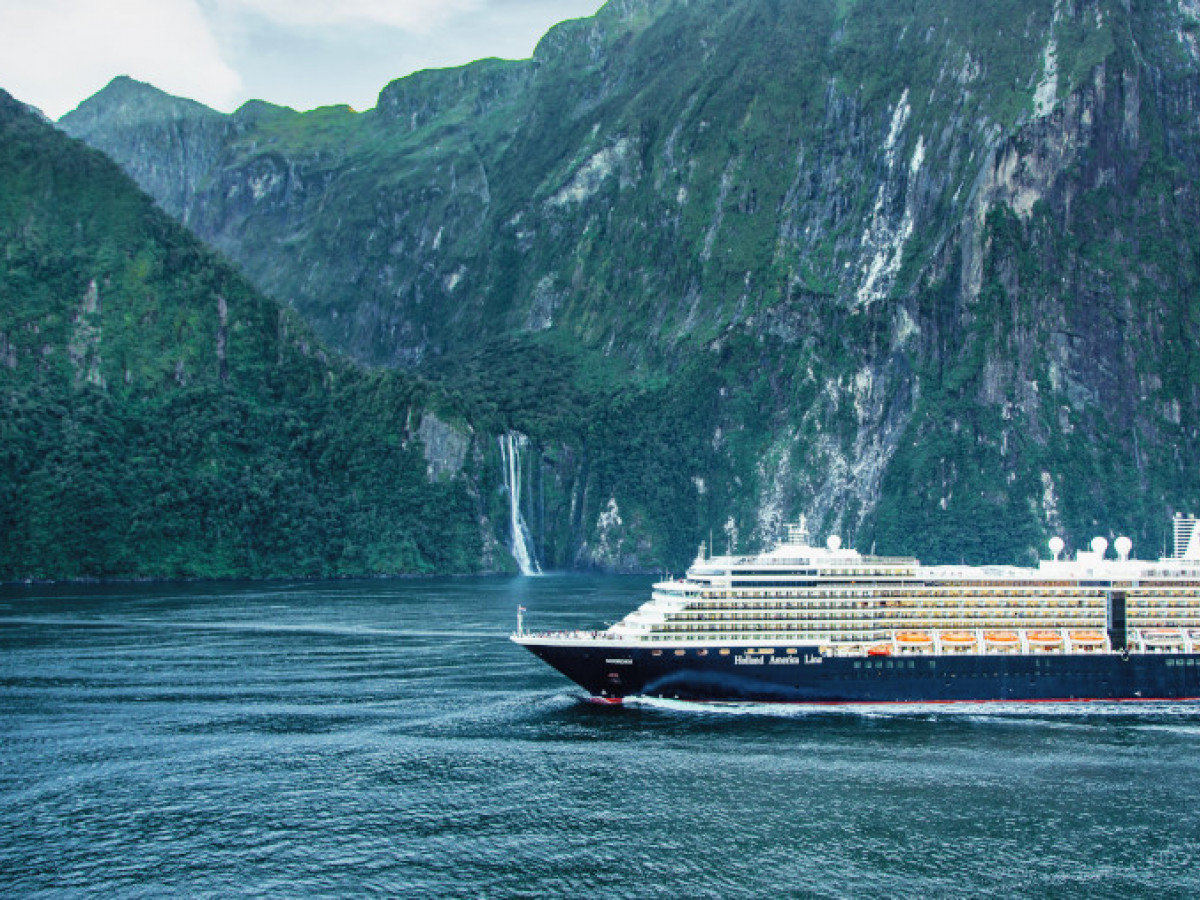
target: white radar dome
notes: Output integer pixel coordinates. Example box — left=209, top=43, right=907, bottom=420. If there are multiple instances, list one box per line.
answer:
left=1048, top=536, right=1065, bottom=559
left=826, top=535, right=842, bottom=551
left=1114, top=535, right=1133, bottom=560
left=1090, top=536, right=1109, bottom=557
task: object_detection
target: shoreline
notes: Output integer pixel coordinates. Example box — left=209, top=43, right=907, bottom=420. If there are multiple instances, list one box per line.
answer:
left=0, top=567, right=659, bottom=589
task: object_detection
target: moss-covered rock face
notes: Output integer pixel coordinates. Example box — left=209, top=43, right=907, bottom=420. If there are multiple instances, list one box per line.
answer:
left=55, top=0, right=1200, bottom=568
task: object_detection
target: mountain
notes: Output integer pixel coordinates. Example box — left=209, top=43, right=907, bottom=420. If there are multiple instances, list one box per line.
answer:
left=0, top=89, right=488, bottom=579
left=57, top=0, right=1200, bottom=567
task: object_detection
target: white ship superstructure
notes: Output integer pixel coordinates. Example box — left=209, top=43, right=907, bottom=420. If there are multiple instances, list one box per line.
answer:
left=601, top=518, right=1200, bottom=656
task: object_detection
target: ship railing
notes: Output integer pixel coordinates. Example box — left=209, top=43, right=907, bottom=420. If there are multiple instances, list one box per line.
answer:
left=514, top=630, right=629, bottom=641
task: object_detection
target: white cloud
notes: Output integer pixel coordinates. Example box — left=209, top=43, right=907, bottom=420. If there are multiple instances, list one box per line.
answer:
left=0, top=0, right=242, bottom=118
left=0, top=0, right=606, bottom=118
left=215, top=0, right=484, bottom=33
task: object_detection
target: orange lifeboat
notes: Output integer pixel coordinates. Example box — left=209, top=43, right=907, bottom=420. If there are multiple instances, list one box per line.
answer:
left=940, top=630, right=977, bottom=645
left=867, top=643, right=893, bottom=657
left=983, top=631, right=1019, bottom=645
left=1027, top=630, right=1063, bottom=645
left=895, top=631, right=933, bottom=645
left=1068, top=630, right=1106, bottom=644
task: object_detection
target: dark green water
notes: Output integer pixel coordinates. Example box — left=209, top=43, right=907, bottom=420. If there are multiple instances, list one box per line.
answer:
left=2, top=575, right=1199, bottom=898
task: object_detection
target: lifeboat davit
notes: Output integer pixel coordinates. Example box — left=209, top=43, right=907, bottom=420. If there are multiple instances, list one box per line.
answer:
left=1026, top=630, right=1064, bottom=645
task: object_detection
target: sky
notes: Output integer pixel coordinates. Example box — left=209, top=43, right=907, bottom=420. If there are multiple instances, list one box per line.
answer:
left=0, top=0, right=608, bottom=120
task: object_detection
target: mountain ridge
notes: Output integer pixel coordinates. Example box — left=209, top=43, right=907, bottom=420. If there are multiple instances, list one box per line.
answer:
left=45, top=0, right=1200, bottom=569
left=0, top=88, right=493, bottom=579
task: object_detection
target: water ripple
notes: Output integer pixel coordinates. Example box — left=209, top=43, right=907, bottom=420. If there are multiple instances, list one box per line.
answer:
left=3, top=576, right=1199, bottom=896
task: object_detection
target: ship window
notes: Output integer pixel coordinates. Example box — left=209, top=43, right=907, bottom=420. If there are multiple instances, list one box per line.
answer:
left=719, top=648, right=730, bottom=656
left=652, top=650, right=662, bottom=656
left=853, top=661, right=861, bottom=669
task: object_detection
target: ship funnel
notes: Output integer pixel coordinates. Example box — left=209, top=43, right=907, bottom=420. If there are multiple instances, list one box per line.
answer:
left=1114, top=536, right=1132, bottom=561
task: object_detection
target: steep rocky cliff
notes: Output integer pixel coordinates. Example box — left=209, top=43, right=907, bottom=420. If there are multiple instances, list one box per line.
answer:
left=58, top=0, right=1200, bottom=568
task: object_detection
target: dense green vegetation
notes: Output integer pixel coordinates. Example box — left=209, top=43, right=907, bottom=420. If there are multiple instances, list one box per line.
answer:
left=422, top=334, right=723, bottom=569
left=0, top=91, right=482, bottom=579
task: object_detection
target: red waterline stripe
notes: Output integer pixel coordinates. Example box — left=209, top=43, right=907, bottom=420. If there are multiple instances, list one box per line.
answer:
left=600, top=695, right=1200, bottom=706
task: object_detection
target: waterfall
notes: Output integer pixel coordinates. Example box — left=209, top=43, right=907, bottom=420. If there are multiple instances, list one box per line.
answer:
left=499, top=433, right=541, bottom=575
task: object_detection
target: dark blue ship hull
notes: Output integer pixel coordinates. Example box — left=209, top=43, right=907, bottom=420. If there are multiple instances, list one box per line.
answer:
left=521, top=642, right=1200, bottom=703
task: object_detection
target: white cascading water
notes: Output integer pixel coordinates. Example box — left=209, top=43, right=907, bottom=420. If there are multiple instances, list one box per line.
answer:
left=499, top=433, right=541, bottom=575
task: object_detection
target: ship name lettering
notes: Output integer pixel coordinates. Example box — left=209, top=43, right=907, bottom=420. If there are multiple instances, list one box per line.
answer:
left=804, top=655, right=823, bottom=665
left=734, top=656, right=765, bottom=665
left=769, top=656, right=800, bottom=665
left=605, top=658, right=634, bottom=665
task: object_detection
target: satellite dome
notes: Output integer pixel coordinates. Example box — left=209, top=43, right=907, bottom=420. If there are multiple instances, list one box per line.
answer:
left=826, top=535, right=842, bottom=551
left=1090, top=536, right=1109, bottom=557
left=1114, top=535, right=1133, bottom=560
left=1048, top=536, right=1065, bottom=559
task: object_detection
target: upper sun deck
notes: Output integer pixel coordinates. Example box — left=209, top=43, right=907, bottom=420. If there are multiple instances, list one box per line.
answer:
left=676, top=516, right=1200, bottom=589
left=684, top=556, right=918, bottom=585
left=685, top=520, right=917, bottom=581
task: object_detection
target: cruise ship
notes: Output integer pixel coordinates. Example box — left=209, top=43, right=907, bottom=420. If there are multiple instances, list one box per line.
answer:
left=513, top=515, right=1200, bottom=703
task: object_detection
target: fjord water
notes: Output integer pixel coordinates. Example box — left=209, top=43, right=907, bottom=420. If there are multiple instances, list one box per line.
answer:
left=3, top=577, right=1199, bottom=898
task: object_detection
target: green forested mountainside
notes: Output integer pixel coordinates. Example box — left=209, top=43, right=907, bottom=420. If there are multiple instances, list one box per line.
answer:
left=55, top=0, right=1200, bottom=568
left=61, top=0, right=1121, bottom=366
left=0, top=91, right=482, bottom=579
